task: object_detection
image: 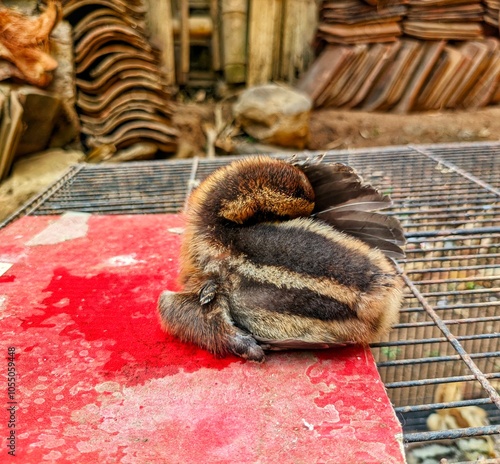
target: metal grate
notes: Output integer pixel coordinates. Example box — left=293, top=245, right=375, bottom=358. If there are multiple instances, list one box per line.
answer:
left=2, top=141, right=500, bottom=460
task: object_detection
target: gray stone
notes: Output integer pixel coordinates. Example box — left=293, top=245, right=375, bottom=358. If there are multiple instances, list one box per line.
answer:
left=233, top=84, right=312, bottom=149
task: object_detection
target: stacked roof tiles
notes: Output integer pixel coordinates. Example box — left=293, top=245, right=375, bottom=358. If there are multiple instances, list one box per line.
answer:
left=62, top=0, right=178, bottom=154
left=297, top=0, right=500, bottom=112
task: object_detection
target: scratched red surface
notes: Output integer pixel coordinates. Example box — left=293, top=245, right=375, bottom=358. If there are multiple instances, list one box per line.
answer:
left=0, top=214, right=405, bottom=463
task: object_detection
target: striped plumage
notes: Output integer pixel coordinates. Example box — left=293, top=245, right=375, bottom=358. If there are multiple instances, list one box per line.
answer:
left=158, top=156, right=405, bottom=361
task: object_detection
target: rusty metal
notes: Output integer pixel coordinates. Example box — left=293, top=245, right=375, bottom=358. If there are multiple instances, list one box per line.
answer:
left=378, top=350, right=500, bottom=368
left=398, top=398, right=494, bottom=414
left=385, top=373, right=500, bottom=389
left=405, top=425, right=500, bottom=442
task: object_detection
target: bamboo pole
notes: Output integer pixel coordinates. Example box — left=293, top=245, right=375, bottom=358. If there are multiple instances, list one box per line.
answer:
left=247, top=0, right=281, bottom=86
left=144, top=0, right=176, bottom=86
left=221, top=0, right=248, bottom=84
left=272, top=0, right=283, bottom=81
left=172, top=16, right=213, bottom=38
left=179, top=0, right=190, bottom=85
left=210, top=0, right=221, bottom=71
left=280, top=0, right=317, bottom=83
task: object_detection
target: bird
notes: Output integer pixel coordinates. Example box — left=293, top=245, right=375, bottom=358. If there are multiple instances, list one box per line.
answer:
left=158, top=156, right=405, bottom=362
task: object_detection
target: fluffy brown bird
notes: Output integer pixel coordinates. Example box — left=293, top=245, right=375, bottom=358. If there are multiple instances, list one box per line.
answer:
left=158, top=156, right=405, bottom=362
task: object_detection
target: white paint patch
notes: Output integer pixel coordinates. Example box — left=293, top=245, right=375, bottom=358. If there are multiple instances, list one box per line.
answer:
left=167, top=227, right=185, bottom=235
left=43, top=450, right=63, bottom=460
left=302, top=419, right=314, bottom=431
left=0, top=295, right=8, bottom=320
left=0, top=262, right=12, bottom=276
left=34, top=433, right=65, bottom=449
left=27, top=212, right=91, bottom=246
left=70, top=403, right=100, bottom=425
left=105, top=254, right=145, bottom=267
left=95, top=381, right=121, bottom=393
left=53, top=298, right=70, bottom=308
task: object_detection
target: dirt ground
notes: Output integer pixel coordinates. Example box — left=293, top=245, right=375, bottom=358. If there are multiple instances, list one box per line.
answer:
left=1, top=103, right=500, bottom=223
left=173, top=102, right=500, bottom=156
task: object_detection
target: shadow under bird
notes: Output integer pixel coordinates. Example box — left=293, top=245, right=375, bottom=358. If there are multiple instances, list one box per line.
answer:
left=158, top=156, right=406, bottom=362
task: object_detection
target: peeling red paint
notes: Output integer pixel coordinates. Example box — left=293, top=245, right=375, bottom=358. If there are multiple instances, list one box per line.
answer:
left=0, top=215, right=405, bottom=463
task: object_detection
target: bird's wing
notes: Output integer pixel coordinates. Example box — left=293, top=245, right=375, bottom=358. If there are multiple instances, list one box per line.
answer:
left=255, top=336, right=355, bottom=351
left=295, top=161, right=406, bottom=258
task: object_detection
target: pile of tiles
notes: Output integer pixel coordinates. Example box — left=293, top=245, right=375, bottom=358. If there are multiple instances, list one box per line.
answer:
left=318, top=1, right=407, bottom=44
left=403, top=0, right=484, bottom=40
left=484, top=0, right=500, bottom=33
left=299, top=0, right=500, bottom=112
left=61, top=0, right=177, bottom=154
left=298, top=38, right=500, bottom=112
left=316, top=0, right=485, bottom=47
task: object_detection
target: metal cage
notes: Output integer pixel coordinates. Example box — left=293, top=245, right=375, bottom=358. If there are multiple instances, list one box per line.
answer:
left=2, top=141, right=499, bottom=462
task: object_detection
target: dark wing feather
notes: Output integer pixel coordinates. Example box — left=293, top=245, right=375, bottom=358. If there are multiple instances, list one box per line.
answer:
left=255, top=336, right=354, bottom=351
left=316, top=211, right=406, bottom=245
left=342, top=233, right=406, bottom=259
left=297, top=163, right=392, bottom=213
left=295, top=161, right=406, bottom=258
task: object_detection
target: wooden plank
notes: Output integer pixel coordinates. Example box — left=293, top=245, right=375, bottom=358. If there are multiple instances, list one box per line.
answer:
left=0, top=89, right=24, bottom=182
left=221, top=0, right=248, bottom=83
left=145, top=0, right=176, bottom=86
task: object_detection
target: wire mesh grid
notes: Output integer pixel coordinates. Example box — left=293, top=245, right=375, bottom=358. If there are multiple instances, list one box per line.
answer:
left=2, top=141, right=499, bottom=460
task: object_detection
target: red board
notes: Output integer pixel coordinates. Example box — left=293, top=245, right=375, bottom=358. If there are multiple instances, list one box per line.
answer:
left=0, top=214, right=405, bottom=463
